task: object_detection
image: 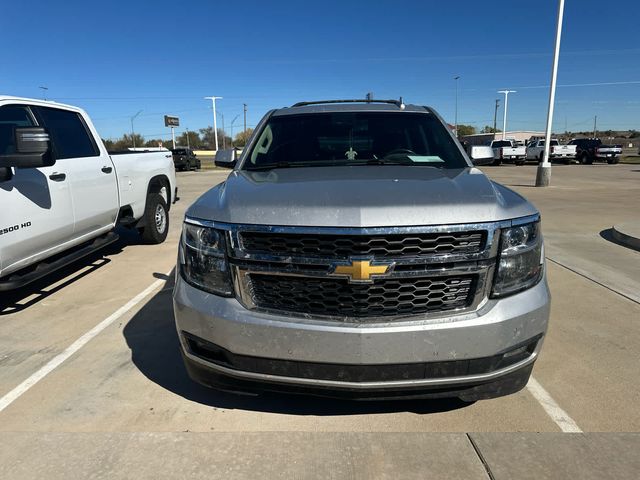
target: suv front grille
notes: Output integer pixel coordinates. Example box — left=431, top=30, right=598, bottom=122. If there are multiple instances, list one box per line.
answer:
left=248, top=274, right=476, bottom=318
left=240, top=231, right=485, bottom=259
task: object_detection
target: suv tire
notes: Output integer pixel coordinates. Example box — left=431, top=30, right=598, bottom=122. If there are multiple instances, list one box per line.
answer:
left=140, top=193, right=169, bottom=244
left=607, top=157, right=619, bottom=165
left=580, top=153, right=593, bottom=165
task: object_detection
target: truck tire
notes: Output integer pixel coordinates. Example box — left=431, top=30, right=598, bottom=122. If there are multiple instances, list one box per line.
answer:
left=539, top=153, right=544, bottom=164
left=492, top=158, right=502, bottom=166
left=607, top=157, right=619, bottom=165
left=515, top=159, right=525, bottom=166
left=140, top=193, right=169, bottom=244
left=580, top=153, right=593, bottom=165
left=185, top=159, right=192, bottom=171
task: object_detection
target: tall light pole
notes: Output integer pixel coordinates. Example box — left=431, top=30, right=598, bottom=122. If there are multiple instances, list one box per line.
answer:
left=39, top=86, right=48, bottom=101
left=230, top=114, right=240, bottom=146
left=130, top=110, right=143, bottom=148
left=493, top=99, right=500, bottom=134
left=204, top=96, right=222, bottom=151
left=186, top=127, right=190, bottom=149
left=497, top=90, right=516, bottom=140
left=217, top=111, right=226, bottom=150
left=536, top=0, right=565, bottom=187
left=454, top=76, right=460, bottom=136
left=243, top=103, right=247, bottom=132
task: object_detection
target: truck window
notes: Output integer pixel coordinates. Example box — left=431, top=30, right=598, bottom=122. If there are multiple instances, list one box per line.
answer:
left=246, top=112, right=468, bottom=169
left=491, top=141, right=511, bottom=148
left=33, top=107, right=99, bottom=159
left=0, top=105, right=36, bottom=155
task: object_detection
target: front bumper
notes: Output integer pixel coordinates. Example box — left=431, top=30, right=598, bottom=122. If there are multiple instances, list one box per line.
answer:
left=173, top=273, right=550, bottom=399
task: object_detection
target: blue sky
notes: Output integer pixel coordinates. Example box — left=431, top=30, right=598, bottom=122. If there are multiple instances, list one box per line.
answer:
left=2, top=0, right=639, bottom=141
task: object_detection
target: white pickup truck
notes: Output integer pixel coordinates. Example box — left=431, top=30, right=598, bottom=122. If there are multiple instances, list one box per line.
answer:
left=490, top=139, right=526, bottom=166
left=0, top=96, right=177, bottom=290
left=526, top=139, right=577, bottom=163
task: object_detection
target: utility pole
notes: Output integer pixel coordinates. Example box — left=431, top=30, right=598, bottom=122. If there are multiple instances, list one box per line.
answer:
left=536, top=0, right=565, bottom=187
left=497, top=90, right=516, bottom=140
left=493, top=99, right=500, bottom=134
left=593, top=116, right=597, bottom=138
left=130, top=110, right=143, bottom=148
left=204, top=96, right=222, bottom=151
left=243, top=103, right=247, bottom=132
left=217, top=111, right=226, bottom=150
left=186, top=128, right=190, bottom=149
left=454, top=76, right=460, bottom=137
left=230, top=114, right=240, bottom=146
left=39, top=86, right=48, bottom=101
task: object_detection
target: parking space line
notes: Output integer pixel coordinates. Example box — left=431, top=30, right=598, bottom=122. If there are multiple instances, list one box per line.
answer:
left=527, top=377, right=582, bottom=432
left=0, top=273, right=170, bottom=414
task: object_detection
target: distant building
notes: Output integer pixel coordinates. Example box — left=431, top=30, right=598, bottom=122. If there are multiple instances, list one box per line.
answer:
left=462, top=131, right=545, bottom=146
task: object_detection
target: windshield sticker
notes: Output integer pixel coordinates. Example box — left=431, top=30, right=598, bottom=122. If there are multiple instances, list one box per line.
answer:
left=345, top=147, right=358, bottom=160
left=408, top=155, right=445, bottom=163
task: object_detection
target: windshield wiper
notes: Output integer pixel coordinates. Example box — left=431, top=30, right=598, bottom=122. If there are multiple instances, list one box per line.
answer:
left=245, top=161, right=347, bottom=171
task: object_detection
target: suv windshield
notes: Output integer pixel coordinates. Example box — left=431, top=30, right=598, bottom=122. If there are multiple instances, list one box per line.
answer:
left=243, top=112, right=468, bottom=170
left=172, top=149, right=188, bottom=155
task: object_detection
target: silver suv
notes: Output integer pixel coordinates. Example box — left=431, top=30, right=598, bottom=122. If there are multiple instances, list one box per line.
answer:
left=173, top=99, right=550, bottom=401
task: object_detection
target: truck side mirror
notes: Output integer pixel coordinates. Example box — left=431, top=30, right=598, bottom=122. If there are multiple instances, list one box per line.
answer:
left=215, top=148, right=237, bottom=168
left=0, top=127, right=55, bottom=168
left=468, top=146, right=495, bottom=166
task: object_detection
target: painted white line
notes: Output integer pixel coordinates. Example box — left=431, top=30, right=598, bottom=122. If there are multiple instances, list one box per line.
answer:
left=0, top=275, right=169, bottom=413
left=527, top=376, right=582, bottom=432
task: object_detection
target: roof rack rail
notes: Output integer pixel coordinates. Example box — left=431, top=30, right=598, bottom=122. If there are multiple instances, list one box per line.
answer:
left=291, top=98, right=405, bottom=108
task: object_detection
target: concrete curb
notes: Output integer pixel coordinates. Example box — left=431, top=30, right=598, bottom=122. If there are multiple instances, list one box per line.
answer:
left=612, top=222, right=640, bottom=252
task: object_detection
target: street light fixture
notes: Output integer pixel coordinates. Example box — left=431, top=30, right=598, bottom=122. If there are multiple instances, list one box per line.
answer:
left=39, top=86, right=48, bottom=101
left=454, top=76, right=460, bottom=137
left=204, top=96, right=222, bottom=151
left=537, top=0, right=566, bottom=187
left=497, top=90, right=516, bottom=140
left=130, top=110, right=143, bottom=148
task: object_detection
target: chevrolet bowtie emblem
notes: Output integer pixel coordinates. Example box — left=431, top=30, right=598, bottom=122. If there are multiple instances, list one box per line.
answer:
left=330, top=259, right=392, bottom=283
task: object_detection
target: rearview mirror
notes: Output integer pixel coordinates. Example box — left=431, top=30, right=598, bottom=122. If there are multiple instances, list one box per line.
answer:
left=0, top=127, right=55, bottom=168
left=214, top=148, right=237, bottom=168
left=468, top=146, right=495, bottom=166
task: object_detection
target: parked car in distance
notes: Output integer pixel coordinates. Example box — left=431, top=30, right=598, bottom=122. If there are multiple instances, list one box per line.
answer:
left=490, top=139, right=526, bottom=166
left=526, top=139, right=576, bottom=163
left=568, top=138, right=622, bottom=165
left=171, top=147, right=201, bottom=171
left=0, top=96, right=178, bottom=290
left=174, top=98, right=550, bottom=403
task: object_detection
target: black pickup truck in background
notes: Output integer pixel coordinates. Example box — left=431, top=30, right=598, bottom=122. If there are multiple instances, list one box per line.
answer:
left=568, top=138, right=622, bottom=165
left=171, top=147, right=201, bottom=171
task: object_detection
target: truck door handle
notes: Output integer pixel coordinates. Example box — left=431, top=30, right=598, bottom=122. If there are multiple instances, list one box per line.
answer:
left=101, top=166, right=113, bottom=174
left=49, top=173, right=66, bottom=181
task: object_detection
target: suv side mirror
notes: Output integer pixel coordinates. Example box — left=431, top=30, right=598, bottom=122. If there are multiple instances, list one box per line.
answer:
left=468, top=146, right=495, bottom=166
left=0, top=127, right=55, bottom=168
left=215, top=148, right=237, bottom=168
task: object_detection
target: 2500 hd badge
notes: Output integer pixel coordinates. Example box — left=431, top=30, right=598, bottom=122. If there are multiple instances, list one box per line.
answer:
left=0, top=222, right=31, bottom=236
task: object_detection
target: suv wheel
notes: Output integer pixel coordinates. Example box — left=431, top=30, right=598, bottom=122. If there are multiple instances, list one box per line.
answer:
left=581, top=153, right=593, bottom=165
left=140, top=193, right=169, bottom=244
left=607, top=157, right=619, bottom=165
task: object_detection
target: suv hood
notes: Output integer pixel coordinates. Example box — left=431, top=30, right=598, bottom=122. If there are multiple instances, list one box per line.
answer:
left=187, top=166, right=537, bottom=227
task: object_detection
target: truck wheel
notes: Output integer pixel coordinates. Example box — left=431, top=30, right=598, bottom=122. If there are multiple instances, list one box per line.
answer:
left=140, top=193, right=169, bottom=244
left=492, top=158, right=502, bottom=166
left=539, top=153, right=544, bottom=164
left=515, top=160, right=525, bottom=166
left=607, top=158, right=619, bottom=165
left=185, top=159, right=192, bottom=171
left=580, top=153, right=593, bottom=165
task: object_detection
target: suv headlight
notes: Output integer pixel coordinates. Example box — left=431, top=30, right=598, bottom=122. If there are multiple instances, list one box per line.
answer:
left=179, top=221, right=233, bottom=296
left=492, top=220, right=544, bottom=297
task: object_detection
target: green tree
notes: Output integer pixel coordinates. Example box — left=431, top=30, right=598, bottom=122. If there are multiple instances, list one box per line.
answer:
left=480, top=125, right=501, bottom=134
left=233, top=128, right=254, bottom=147
left=456, top=124, right=476, bottom=137
left=199, top=127, right=231, bottom=149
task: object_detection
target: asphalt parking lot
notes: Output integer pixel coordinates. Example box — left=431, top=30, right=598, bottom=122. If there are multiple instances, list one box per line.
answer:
left=1, top=164, right=639, bottom=478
